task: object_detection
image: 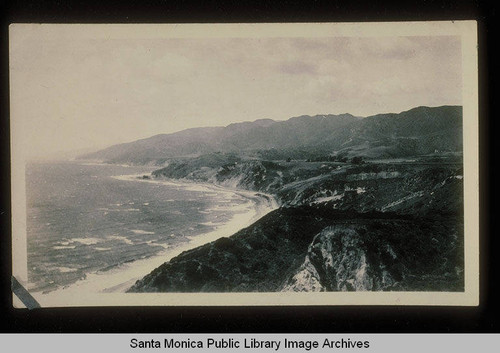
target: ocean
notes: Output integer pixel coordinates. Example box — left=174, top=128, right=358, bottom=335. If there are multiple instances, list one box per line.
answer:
left=25, top=161, right=276, bottom=295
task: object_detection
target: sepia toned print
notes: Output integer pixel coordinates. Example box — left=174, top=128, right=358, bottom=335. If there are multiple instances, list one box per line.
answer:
left=10, top=22, right=478, bottom=307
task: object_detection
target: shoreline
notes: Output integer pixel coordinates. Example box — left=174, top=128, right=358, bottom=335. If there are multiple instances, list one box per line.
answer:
left=32, top=172, right=279, bottom=302
left=112, top=173, right=280, bottom=220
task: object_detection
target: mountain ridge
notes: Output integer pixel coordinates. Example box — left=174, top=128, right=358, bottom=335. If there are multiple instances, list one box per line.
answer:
left=80, top=105, right=462, bottom=164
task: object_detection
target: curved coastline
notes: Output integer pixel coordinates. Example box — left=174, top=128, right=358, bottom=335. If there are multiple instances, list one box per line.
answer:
left=33, top=173, right=279, bottom=301
left=112, top=174, right=280, bottom=221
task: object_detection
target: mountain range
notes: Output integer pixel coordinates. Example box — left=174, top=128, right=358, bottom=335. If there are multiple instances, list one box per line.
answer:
left=81, top=105, right=462, bottom=164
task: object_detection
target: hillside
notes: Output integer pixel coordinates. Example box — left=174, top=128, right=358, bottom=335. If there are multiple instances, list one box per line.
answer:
left=80, top=105, right=462, bottom=164
left=130, top=157, right=464, bottom=292
left=129, top=208, right=463, bottom=293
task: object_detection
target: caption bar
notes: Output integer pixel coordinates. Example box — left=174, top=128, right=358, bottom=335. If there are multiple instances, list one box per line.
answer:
left=1, top=334, right=499, bottom=352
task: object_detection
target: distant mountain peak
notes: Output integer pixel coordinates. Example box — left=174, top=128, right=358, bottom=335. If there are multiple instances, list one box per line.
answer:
left=253, top=118, right=276, bottom=126
left=401, top=104, right=461, bottom=114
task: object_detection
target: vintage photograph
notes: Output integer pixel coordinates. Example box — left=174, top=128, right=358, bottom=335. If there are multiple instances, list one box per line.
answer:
left=9, top=22, right=478, bottom=307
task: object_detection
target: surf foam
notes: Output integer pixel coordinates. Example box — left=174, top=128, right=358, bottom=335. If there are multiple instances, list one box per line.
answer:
left=31, top=174, right=278, bottom=305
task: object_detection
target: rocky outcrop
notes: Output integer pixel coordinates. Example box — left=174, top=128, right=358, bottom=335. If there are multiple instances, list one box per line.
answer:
left=283, top=226, right=397, bottom=292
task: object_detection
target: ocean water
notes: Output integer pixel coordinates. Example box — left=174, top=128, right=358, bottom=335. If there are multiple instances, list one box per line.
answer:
left=26, top=161, right=268, bottom=294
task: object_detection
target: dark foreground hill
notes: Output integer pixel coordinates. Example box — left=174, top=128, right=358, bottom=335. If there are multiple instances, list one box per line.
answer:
left=128, top=208, right=463, bottom=293
left=81, top=105, right=462, bottom=164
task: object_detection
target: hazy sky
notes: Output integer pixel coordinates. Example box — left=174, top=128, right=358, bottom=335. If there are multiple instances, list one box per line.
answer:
left=10, top=28, right=462, bottom=158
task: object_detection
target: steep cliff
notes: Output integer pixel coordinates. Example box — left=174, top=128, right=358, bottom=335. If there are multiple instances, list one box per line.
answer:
left=153, top=155, right=463, bottom=216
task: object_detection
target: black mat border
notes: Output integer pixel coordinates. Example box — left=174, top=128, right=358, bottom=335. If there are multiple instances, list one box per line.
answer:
left=0, top=0, right=497, bottom=333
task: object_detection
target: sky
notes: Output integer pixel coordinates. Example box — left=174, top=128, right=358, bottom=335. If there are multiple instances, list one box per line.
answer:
left=10, top=27, right=462, bottom=159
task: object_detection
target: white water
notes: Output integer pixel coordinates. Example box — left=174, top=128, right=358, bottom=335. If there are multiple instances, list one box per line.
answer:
left=32, top=175, right=278, bottom=301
